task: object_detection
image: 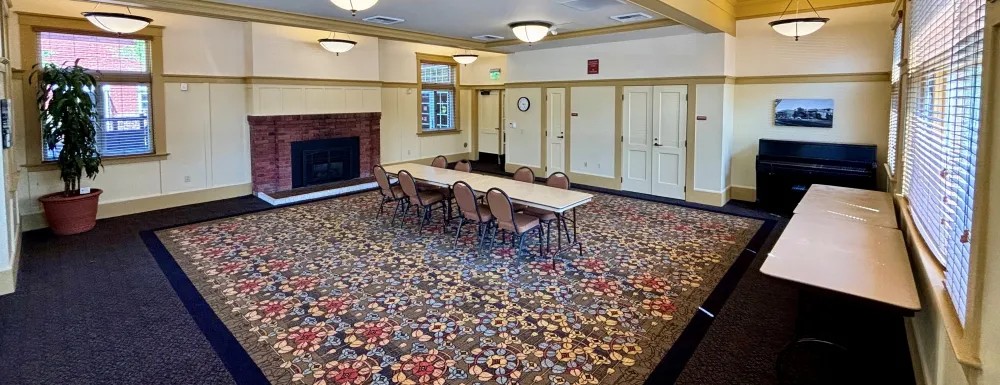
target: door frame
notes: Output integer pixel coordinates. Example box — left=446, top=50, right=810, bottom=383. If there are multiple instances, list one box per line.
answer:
left=469, top=87, right=505, bottom=161
left=616, top=83, right=694, bottom=201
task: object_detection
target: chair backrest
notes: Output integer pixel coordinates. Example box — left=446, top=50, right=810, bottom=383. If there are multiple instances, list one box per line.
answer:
left=373, top=165, right=397, bottom=198
left=486, top=188, right=517, bottom=232
left=513, top=167, right=535, bottom=183
left=397, top=170, right=421, bottom=204
left=453, top=181, right=483, bottom=221
left=546, top=172, right=571, bottom=190
left=455, top=160, right=472, bottom=173
left=431, top=155, right=448, bottom=168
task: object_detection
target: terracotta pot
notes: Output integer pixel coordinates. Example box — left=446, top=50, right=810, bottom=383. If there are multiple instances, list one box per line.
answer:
left=38, top=189, right=103, bottom=235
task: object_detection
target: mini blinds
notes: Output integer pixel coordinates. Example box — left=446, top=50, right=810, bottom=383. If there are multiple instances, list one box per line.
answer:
left=420, top=63, right=456, bottom=130
left=902, top=0, right=984, bottom=324
left=39, top=32, right=153, bottom=160
left=887, top=24, right=903, bottom=176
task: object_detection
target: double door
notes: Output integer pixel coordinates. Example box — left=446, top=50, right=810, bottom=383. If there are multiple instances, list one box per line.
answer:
left=621, top=85, right=688, bottom=199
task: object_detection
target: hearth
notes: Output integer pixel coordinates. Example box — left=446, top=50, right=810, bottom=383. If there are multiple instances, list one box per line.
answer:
left=291, top=137, right=360, bottom=189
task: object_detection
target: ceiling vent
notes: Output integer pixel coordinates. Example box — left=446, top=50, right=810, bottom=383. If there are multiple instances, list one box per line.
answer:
left=557, top=0, right=617, bottom=11
left=610, top=12, right=653, bottom=23
left=471, top=34, right=505, bottom=41
left=362, top=15, right=404, bottom=25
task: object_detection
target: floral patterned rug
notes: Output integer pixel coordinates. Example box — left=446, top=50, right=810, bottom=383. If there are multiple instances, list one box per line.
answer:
left=152, top=190, right=763, bottom=385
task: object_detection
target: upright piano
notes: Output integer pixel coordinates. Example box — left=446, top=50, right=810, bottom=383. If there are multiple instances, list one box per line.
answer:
left=756, top=139, right=878, bottom=212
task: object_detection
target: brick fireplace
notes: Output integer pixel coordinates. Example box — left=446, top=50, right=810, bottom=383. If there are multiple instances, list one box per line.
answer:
left=248, top=113, right=381, bottom=195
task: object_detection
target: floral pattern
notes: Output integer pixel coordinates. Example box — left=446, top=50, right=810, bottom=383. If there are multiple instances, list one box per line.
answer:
left=156, top=190, right=761, bottom=384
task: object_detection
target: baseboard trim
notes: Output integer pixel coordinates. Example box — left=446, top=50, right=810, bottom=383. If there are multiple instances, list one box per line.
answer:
left=730, top=185, right=756, bottom=202
left=22, top=183, right=253, bottom=232
left=0, top=230, right=23, bottom=296
left=687, top=187, right=729, bottom=207
left=256, top=182, right=378, bottom=206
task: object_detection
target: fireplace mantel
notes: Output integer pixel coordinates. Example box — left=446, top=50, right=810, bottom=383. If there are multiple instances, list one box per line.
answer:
left=248, top=113, right=381, bottom=194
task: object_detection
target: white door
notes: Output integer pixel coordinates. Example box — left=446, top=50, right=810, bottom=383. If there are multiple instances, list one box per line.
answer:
left=546, top=88, right=566, bottom=176
left=478, top=91, right=500, bottom=155
left=651, top=85, right=687, bottom=199
left=621, top=86, right=653, bottom=194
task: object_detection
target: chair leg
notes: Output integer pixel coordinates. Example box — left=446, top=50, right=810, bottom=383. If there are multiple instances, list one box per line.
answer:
left=538, top=226, right=544, bottom=258
left=418, top=206, right=426, bottom=232
left=441, top=202, right=449, bottom=234
left=516, top=232, right=526, bottom=258
left=398, top=202, right=411, bottom=228
left=376, top=197, right=385, bottom=221
left=454, top=217, right=465, bottom=247
left=487, top=224, right=498, bottom=257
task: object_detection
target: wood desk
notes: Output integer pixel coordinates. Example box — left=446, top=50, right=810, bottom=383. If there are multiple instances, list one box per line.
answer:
left=794, top=184, right=898, bottom=229
left=760, top=215, right=920, bottom=312
left=382, top=163, right=594, bottom=213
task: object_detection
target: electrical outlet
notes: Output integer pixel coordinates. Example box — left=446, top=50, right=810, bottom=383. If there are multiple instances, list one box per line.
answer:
left=180, top=83, right=189, bottom=91
left=584, top=162, right=588, bottom=167
left=597, top=163, right=601, bottom=169
left=184, top=175, right=191, bottom=183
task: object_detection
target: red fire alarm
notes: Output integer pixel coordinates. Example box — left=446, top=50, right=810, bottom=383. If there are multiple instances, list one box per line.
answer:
left=587, top=59, right=599, bottom=75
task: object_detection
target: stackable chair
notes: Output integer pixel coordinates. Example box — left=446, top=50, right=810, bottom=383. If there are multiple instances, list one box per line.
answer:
left=398, top=170, right=448, bottom=233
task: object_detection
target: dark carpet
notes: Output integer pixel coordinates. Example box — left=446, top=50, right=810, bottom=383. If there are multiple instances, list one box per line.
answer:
left=0, top=188, right=915, bottom=384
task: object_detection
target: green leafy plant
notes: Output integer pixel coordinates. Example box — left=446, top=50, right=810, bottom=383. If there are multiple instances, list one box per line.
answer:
left=29, top=59, right=103, bottom=196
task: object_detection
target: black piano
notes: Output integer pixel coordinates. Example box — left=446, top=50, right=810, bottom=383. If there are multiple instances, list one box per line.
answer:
left=756, top=139, right=878, bottom=212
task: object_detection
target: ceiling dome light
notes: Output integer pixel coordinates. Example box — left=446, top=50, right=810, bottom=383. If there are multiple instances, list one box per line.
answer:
left=82, top=11, right=152, bottom=34
left=453, top=53, right=478, bottom=65
left=319, top=38, right=357, bottom=56
left=509, top=21, right=553, bottom=44
left=769, top=0, right=829, bottom=41
left=330, top=0, right=378, bottom=16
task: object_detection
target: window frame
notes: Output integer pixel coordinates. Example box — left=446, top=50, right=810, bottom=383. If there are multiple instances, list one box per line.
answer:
left=415, top=53, right=461, bottom=136
left=887, top=11, right=907, bottom=186
left=18, top=12, right=167, bottom=169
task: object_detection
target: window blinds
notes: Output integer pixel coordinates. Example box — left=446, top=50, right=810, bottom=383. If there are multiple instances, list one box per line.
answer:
left=39, top=32, right=153, bottom=160
left=887, top=25, right=903, bottom=176
left=902, top=0, right=984, bottom=324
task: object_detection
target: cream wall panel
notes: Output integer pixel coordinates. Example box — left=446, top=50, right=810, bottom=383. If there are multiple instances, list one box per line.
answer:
left=735, top=4, right=894, bottom=77
left=23, top=162, right=164, bottom=214
left=281, top=88, right=306, bottom=115
left=161, top=83, right=211, bottom=194
left=249, top=22, right=379, bottom=80
left=209, top=84, right=251, bottom=187
left=504, top=88, right=542, bottom=168
left=362, top=89, right=382, bottom=112
left=463, top=56, right=507, bottom=86
left=10, top=0, right=248, bottom=76
left=721, top=84, right=735, bottom=188
left=694, top=84, right=726, bottom=193
left=731, top=82, right=890, bottom=189
left=345, top=89, right=364, bottom=113
left=329, top=88, right=347, bottom=113
left=305, top=88, right=329, bottom=114
left=569, top=87, right=616, bottom=178
left=380, top=88, right=401, bottom=164
left=507, top=30, right=728, bottom=83
left=257, top=88, right=283, bottom=115
left=398, top=89, right=421, bottom=160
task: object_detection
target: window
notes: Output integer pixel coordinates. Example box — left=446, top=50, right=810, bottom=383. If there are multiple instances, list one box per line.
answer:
left=901, top=0, right=985, bottom=324
left=887, top=23, right=903, bottom=177
left=39, top=31, right=154, bottom=160
left=418, top=55, right=459, bottom=132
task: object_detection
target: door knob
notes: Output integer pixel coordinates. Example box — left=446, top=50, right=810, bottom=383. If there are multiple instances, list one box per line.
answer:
left=653, top=143, right=663, bottom=147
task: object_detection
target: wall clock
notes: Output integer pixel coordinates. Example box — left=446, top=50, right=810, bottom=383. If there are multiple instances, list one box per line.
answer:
left=517, top=97, right=530, bottom=112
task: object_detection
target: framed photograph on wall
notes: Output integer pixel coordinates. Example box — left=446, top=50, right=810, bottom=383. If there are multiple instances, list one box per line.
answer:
left=774, top=99, right=834, bottom=128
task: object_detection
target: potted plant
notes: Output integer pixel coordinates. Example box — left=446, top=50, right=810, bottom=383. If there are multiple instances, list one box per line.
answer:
left=30, top=60, right=103, bottom=235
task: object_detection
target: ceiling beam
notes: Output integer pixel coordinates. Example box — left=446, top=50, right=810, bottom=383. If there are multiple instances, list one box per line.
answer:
left=734, top=0, right=894, bottom=20
left=627, top=0, right=737, bottom=35
left=485, top=19, right=680, bottom=48
left=89, top=0, right=502, bottom=52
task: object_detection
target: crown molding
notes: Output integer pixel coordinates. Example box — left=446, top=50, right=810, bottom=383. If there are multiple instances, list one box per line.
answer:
left=93, top=0, right=502, bottom=52
left=485, top=19, right=680, bottom=48
left=734, top=0, right=894, bottom=20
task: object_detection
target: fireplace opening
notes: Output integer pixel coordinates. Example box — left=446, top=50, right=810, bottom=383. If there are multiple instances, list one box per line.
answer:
left=291, top=137, right=361, bottom=188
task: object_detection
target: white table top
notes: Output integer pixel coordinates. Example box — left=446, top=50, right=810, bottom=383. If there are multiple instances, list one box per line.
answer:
left=381, top=163, right=594, bottom=213
left=794, top=184, right=898, bottom=229
left=760, top=215, right=920, bottom=311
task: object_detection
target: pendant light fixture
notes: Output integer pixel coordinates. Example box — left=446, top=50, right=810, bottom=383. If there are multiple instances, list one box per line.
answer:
left=330, top=0, right=378, bottom=16
left=82, top=5, right=152, bottom=34
left=453, top=50, right=479, bottom=65
left=509, top=21, right=553, bottom=44
left=769, top=0, right=829, bottom=41
left=319, top=32, right=357, bottom=56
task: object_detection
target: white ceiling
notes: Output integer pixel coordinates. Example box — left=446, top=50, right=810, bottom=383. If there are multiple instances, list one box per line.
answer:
left=211, top=0, right=663, bottom=42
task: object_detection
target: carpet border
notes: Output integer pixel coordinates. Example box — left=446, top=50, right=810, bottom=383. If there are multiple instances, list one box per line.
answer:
left=139, top=182, right=779, bottom=385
